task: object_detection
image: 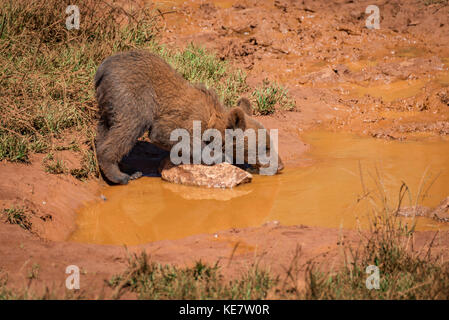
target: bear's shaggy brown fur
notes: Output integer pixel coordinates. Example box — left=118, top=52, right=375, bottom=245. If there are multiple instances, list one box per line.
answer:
left=94, top=50, right=283, bottom=184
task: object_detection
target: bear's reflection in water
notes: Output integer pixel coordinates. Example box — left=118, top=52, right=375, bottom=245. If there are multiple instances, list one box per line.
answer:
left=70, top=131, right=449, bottom=245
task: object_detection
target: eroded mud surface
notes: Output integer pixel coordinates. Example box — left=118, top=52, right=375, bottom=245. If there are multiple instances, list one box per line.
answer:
left=155, top=0, right=449, bottom=139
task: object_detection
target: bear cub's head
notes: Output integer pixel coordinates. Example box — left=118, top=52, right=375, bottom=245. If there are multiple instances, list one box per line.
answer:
left=223, top=98, right=284, bottom=175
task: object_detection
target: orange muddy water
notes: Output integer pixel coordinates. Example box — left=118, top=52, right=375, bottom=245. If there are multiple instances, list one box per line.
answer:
left=70, top=131, right=449, bottom=245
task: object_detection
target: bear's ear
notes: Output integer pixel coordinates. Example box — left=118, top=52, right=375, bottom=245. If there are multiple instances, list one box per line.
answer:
left=227, top=107, right=246, bottom=130
left=237, top=97, right=252, bottom=115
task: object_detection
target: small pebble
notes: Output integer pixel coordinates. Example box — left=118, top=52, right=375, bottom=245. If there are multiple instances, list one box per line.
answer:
left=100, top=194, right=107, bottom=201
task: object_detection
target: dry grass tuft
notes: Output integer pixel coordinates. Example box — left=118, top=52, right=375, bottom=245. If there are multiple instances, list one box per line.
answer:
left=0, top=0, right=157, bottom=173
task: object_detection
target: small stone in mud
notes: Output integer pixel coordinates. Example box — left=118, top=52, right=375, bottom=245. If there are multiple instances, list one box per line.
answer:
left=263, top=220, right=280, bottom=227
left=160, top=162, right=252, bottom=188
left=396, top=197, right=449, bottom=222
left=396, top=206, right=430, bottom=217
left=431, top=196, right=449, bottom=222
left=100, top=194, right=107, bottom=201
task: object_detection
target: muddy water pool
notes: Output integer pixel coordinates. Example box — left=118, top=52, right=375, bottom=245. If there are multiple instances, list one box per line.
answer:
left=69, top=131, right=449, bottom=245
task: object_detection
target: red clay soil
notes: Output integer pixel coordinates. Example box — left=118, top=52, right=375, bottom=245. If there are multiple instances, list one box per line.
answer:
left=2, top=213, right=448, bottom=298
left=159, top=0, right=449, bottom=139
left=1, top=0, right=449, bottom=298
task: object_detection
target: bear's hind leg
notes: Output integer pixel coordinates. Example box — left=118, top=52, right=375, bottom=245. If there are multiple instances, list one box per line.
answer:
left=96, top=121, right=146, bottom=185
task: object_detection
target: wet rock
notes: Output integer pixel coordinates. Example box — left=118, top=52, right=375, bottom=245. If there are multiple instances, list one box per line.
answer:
left=160, top=162, right=252, bottom=188
left=431, top=197, right=449, bottom=222
left=396, top=197, right=449, bottom=222
left=437, top=89, right=449, bottom=106
left=396, top=205, right=430, bottom=217
left=263, top=220, right=280, bottom=227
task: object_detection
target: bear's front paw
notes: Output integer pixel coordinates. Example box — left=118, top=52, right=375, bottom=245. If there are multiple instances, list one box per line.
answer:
left=116, top=174, right=131, bottom=185
left=129, top=171, right=143, bottom=180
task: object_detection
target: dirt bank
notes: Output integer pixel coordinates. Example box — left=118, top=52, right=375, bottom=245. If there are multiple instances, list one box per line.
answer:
left=158, top=0, right=449, bottom=139
left=2, top=215, right=449, bottom=298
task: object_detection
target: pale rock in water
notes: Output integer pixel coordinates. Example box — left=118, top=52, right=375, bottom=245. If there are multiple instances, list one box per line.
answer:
left=432, top=196, right=449, bottom=222
left=396, top=196, right=449, bottom=222
left=160, top=162, right=252, bottom=188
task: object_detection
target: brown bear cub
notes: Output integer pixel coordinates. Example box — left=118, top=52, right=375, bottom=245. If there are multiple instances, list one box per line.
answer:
left=94, top=50, right=283, bottom=184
